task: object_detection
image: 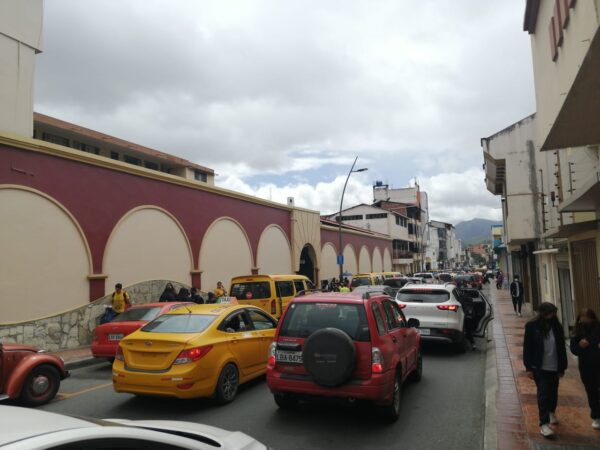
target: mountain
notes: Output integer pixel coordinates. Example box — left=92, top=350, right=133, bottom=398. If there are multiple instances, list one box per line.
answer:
left=454, top=218, right=502, bottom=246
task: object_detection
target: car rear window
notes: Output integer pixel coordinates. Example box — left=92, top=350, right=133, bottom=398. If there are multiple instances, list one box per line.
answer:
left=396, top=289, right=450, bottom=303
left=141, top=314, right=216, bottom=333
left=383, top=278, right=408, bottom=288
left=230, top=281, right=271, bottom=300
left=351, top=277, right=371, bottom=287
left=279, top=302, right=370, bottom=341
left=112, top=307, right=162, bottom=322
left=439, top=274, right=453, bottom=282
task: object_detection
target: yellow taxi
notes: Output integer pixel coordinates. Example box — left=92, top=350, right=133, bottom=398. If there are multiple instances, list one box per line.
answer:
left=112, top=303, right=277, bottom=403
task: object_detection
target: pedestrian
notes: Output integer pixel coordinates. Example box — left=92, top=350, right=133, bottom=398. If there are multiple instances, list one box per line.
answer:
left=214, top=281, right=227, bottom=298
left=570, top=309, right=600, bottom=430
left=176, top=287, right=191, bottom=301
left=457, top=292, right=477, bottom=350
left=523, top=302, right=568, bottom=438
left=159, top=282, right=177, bottom=302
left=189, top=287, right=204, bottom=304
left=510, top=275, right=524, bottom=316
left=111, top=283, right=131, bottom=315
left=496, top=272, right=504, bottom=290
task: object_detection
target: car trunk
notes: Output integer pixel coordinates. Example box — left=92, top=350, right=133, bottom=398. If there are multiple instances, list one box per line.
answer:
left=120, top=333, right=196, bottom=371
left=95, top=322, right=145, bottom=344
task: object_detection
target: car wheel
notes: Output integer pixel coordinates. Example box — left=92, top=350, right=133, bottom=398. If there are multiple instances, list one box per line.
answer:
left=20, top=364, right=61, bottom=406
left=214, top=363, right=239, bottom=404
left=378, top=371, right=401, bottom=423
left=409, top=351, right=422, bottom=382
left=273, top=393, right=298, bottom=409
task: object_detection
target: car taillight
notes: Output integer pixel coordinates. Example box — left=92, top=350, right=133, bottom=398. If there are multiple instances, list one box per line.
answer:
left=437, top=304, right=459, bottom=312
left=173, top=345, right=213, bottom=365
left=372, top=347, right=384, bottom=374
left=271, top=300, right=276, bottom=315
left=115, top=346, right=124, bottom=361
left=267, top=342, right=277, bottom=368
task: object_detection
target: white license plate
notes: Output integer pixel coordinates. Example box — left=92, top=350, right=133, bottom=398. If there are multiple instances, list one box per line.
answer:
left=275, top=350, right=303, bottom=364
left=419, top=328, right=431, bottom=336
left=108, top=333, right=124, bottom=341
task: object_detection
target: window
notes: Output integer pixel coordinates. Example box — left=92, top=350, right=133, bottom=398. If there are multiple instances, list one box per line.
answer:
left=276, top=281, right=295, bottom=297
left=110, top=151, right=119, bottom=160
left=248, top=309, right=277, bottom=330
left=111, top=307, right=162, bottom=322
left=336, top=214, right=363, bottom=221
left=382, top=301, right=398, bottom=330
left=397, top=289, right=451, bottom=304
left=395, top=216, right=407, bottom=227
left=141, top=314, right=215, bottom=333
left=194, top=170, right=208, bottom=182
left=293, top=280, right=305, bottom=294
left=41, top=132, right=69, bottom=146
left=366, top=213, right=387, bottom=219
left=371, top=303, right=386, bottom=336
left=222, top=312, right=249, bottom=333
left=391, top=302, right=407, bottom=327
left=144, top=160, right=159, bottom=170
left=230, top=282, right=271, bottom=300
left=73, top=141, right=100, bottom=154
left=124, top=155, right=141, bottom=166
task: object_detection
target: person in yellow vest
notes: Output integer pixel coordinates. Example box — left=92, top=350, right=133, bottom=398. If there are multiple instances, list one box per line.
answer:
left=111, top=283, right=131, bottom=314
left=214, top=281, right=227, bottom=298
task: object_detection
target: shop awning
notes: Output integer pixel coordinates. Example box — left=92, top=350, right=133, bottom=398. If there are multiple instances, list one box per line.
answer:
left=558, top=172, right=600, bottom=213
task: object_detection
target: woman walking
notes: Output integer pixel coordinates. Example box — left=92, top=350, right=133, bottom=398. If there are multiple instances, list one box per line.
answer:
left=523, top=302, right=568, bottom=438
left=570, top=309, right=600, bottom=430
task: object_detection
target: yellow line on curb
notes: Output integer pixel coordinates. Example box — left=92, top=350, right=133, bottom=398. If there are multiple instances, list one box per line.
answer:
left=56, top=382, right=113, bottom=400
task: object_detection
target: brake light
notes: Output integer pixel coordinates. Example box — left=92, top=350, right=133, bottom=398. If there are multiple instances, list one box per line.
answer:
left=115, top=346, right=124, bottom=361
left=271, top=300, right=276, bottom=315
left=437, top=304, right=459, bottom=312
left=173, top=345, right=213, bottom=365
left=372, top=347, right=384, bottom=374
left=267, top=342, right=277, bottom=368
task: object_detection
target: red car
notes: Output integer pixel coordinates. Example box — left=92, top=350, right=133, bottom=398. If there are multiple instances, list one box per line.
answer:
left=91, top=302, right=193, bottom=360
left=0, top=342, right=69, bottom=406
left=266, top=291, right=422, bottom=422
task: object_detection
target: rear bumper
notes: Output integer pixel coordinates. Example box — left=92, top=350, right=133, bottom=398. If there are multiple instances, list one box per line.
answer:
left=266, top=369, right=394, bottom=404
left=91, top=342, right=118, bottom=358
left=420, top=328, right=463, bottom=344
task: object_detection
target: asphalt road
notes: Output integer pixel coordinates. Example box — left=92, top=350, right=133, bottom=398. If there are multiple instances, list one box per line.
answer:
left=40, top=337, right=488, bottom=450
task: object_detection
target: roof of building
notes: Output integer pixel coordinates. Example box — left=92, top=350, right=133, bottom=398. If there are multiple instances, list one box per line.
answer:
left=33, top=112, right=214, bottom=174
left=323, top=203, right=409, bottom=219
left=319, top=218, right=391, bottom=239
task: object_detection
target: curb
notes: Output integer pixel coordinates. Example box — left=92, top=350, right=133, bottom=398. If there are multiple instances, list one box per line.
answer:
left=64, top=357, right=108, bottom=371
left=483, top=325, right=498, bottom=450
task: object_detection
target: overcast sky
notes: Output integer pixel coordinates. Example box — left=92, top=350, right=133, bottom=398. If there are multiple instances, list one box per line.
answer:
left=34, top=0, right=536, bottom=224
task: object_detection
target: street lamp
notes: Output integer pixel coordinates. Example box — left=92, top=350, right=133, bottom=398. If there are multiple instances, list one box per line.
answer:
left=338, top=156, right=368, bottom=281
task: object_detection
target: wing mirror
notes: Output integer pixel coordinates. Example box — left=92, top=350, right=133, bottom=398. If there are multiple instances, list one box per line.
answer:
left=407, top=318, right=420, bottom=328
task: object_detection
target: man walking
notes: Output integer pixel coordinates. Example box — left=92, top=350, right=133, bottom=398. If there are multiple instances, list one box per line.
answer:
left=510, top=275, right=524, bottom=316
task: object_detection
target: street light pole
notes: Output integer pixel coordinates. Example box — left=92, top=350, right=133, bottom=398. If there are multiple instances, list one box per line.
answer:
left=338, top=156, right=367, bottom=281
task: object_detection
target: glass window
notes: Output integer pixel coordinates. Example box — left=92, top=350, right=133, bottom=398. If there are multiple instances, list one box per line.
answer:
left=110, top=151, right=119, bottom=160
left=124, top=155, right=141, bottom=166
left=112, top=307, right=162, bottom=322
left=276, top=281, right=295, bottom=297
left=293, top=280, right=305, bottom=294
left=397, top=289, right=451, bottom=304
left=248, top=309, right=277, bottom=330
left=382, top=301, right=398, bottom=330
left=391, top=302, right=407, bottom=327
left=194, top=170, right=208, bottom=182
left=141, top=314, right=215, bottom=333
left=222, top=312, right=249, bottom=333
left=370, top=303, right=386, bottom=336
left=144, top=160, right=159, bottom=170
left=279, top=303, right=370, bottom=341
left=230, top=282, right=271, bottom=300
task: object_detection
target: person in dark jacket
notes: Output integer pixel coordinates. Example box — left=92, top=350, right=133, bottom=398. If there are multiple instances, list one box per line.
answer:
left=523, top=302, right=568, bottom=438
left=570, top=309, right=600, bottom=430
left=176, top=287, right=191, bottom=301
left=159, top=283, right=177, bottom=302
left=510, top=275, right=525, bottom=316
left=190, top=287, right=204, bottom=304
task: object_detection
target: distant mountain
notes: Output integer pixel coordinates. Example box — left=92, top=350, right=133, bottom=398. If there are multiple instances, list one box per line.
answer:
left=454, top=218, right=502, bottom=246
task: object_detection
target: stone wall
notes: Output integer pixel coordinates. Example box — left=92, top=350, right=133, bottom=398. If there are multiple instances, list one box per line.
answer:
left=0, top=280, right=197, bottom=351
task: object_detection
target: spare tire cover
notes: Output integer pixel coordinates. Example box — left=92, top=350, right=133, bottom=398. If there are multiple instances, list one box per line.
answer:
left=302, top=328, right=356, bottom=387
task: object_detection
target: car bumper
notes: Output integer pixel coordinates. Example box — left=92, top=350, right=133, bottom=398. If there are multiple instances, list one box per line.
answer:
left=420, top=328, right=463, bottom=344
left=266, top=369, right=394, bottom=404
left=91, top=342, right=119, bottom=358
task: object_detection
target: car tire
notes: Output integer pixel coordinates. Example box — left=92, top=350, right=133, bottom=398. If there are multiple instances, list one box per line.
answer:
left=214, top=363, right=239, bottom=404
left=409, top=351, right=422, bottom=382
left=20, top=364, right=61, bottom=406
left=302, top=328, right=356, bottom=387
left=378, top=370, right=402, bottom=423
left=273, top=393, right=298, bottom=409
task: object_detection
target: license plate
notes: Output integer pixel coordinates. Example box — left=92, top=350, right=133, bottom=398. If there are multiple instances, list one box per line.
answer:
left=275, top=350, right=303, bottom=364
left=108, top=333, right=124, bottom=341
left=419, top=328, right=431, bottom=336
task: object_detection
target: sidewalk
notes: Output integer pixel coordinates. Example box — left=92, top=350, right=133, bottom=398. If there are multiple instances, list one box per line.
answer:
left=51, top=346, right=99, bottom=370
left=488, top=287, right=599, bottom=450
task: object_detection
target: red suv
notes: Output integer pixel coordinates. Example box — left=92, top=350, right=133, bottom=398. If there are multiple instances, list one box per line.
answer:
left=266, top=292, right=421, bottom=421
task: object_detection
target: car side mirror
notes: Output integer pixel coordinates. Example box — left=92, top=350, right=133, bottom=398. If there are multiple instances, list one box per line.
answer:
left=407, top=318, right=420, bottom=328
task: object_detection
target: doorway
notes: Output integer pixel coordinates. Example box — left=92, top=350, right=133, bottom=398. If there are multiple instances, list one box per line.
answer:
left=299, top=244, right=316, bottom=284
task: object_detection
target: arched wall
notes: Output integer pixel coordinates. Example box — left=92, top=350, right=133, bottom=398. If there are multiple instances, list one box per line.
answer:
left=320, top=243, right=339, bottom=281
left=383, top=248, right=393, bottom=272
left=373, top=247, right=383, bottom=272
left=343, top=244, right=358, bottom=276
left=104, top=206, right=193, bottom=290
left=200, top=218, right=253, bottom=291
left=0, top=186, right=90, bottom=322
left=359, top=246, right=372, bottom=273
left=257, top=225, right=292, bottom=274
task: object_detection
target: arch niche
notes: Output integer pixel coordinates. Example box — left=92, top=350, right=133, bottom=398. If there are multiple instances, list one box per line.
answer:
left=383, top=247, right=393, bottom=272
left=372, top=247, right=384, bottom=272
left=320, top=243, right=338, bottom=282
left=342, top=244, right=358, bottom=276
left=358, top=246, right=371, bottom=273
left=256, top=225, right=292, bottom=274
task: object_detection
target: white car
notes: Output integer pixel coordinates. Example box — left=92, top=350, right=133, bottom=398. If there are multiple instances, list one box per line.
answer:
left=395, top=284, right=492, bottom=352
left=0, top=405, right=266, bottom=450
left=413, top=273, right=435, bottom=284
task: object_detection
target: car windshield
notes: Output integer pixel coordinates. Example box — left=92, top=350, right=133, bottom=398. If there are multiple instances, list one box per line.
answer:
left=230, top=282, right=271, bottom=300
left=141, top=314, right=216, bottom=333
left=279, top=302, right=370, bottom=341
left=396, top=289, right=451, bottom=304
left=383, top=278, right=408, bottom=288
left=112, top=307, right=162, bottom=322
left=351, top=277, right=371, bottom=287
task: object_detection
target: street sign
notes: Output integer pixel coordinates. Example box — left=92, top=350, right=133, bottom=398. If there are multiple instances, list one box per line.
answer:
left=337, top=255, right=344, bottom=265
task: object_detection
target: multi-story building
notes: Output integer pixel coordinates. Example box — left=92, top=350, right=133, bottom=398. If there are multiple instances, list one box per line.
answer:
left=426, top=220, right=462, bottom=270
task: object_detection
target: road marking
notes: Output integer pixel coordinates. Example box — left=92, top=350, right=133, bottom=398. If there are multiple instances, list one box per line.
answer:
left=55, top=382, right=112, bottom=401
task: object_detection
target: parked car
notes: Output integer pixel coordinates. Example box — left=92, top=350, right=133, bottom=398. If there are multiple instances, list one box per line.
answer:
left=438, top=273, right=453, bottom=283
left=413, top=273, right=435, bottom=284
left=0, top=405, right=266, bottom=449
left=0, top=342, right=69, bottom=406
left=92, top=302, right=194, bottom=361
left=395, top=284, right=493, bottom=352
left=266, top=291, right=422, bottom=422
left=453, top=274, right=480, bottom=290
left=382, top=277, right=411, bottom=296
left=113, top=304, right=277, bottom=403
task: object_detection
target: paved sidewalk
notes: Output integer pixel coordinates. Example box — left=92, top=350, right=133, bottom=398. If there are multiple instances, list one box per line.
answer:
left=51, top=346, right=98, bottom=370
left=489, top=287, right=599, bottom=449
